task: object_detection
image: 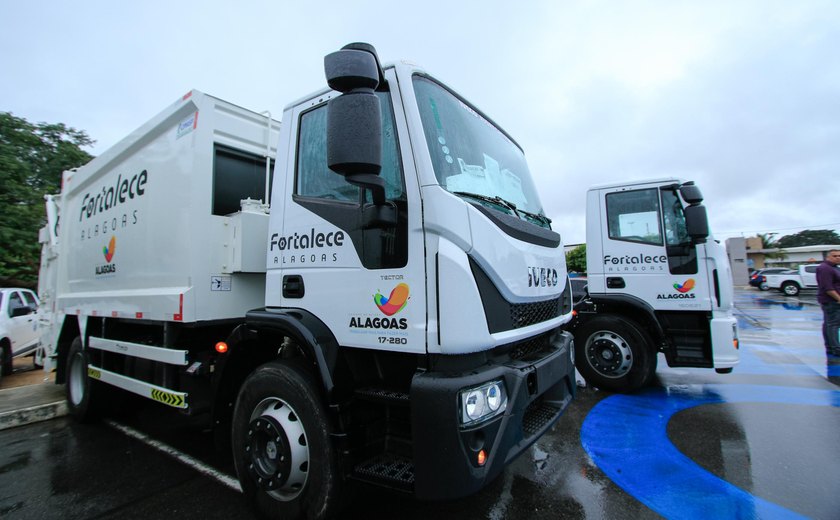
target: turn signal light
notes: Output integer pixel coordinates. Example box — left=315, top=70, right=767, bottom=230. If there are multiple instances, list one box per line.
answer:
left=215, top=341, right=229, bottom=353
left=477, top=449, right=487, bottom=466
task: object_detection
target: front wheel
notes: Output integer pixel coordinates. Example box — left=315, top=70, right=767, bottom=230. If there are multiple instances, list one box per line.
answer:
left=232, top=359, right=342, bottom=520
left=573, top=315, right=656, bottom=393
left=781, top=282, right=800, bottom=296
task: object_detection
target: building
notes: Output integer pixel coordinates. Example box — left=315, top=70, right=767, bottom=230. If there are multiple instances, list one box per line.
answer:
left=725, top=237, right=839, bottom=285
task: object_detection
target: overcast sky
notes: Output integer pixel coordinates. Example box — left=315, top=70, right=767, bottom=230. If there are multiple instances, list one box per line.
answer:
left=2, top=0, right=838, bottom=244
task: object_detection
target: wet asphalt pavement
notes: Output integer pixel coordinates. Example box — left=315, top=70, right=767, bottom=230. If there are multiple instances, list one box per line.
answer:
left=1, top=288, right=838, bottom=519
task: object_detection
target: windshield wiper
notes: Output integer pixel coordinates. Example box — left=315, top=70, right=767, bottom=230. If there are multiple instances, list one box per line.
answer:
left=453, top=191, right=552, bottom=227
left=517, top=208, right=552, bottom=226
left=453, top=191, right=520, bottom=216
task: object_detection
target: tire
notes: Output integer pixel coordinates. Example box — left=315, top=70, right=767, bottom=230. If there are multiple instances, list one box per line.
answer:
left=0, top=343, right=6, bottom=383
left=0, top=342, right=12, bottom=377
left=65, top=337, right=103, bottom=422
left=573, top=315, right=655, bottom=393
left=232, top=359, right=342, bottom=520
left=781, top=282, right=800, bottom=296
left=759, top=283, right=769, bottom=291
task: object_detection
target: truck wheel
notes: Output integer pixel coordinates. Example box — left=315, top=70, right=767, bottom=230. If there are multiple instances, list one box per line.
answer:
left=65, top=337, right=102, bottom=422
left=781, top=282, right=800, bottom=296
left=232, top=359, right=341, bottom=520
left=574, top=315, right=655, bottom=393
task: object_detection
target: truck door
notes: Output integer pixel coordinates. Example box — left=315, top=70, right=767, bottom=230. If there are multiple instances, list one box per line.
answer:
left=268, top=68, right=426, bottom=354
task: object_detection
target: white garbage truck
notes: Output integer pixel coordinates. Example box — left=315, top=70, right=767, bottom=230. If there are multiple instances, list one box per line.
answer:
left=37, top=43, right=576, bottom=518
left=570, top=178, right=740, bottom=392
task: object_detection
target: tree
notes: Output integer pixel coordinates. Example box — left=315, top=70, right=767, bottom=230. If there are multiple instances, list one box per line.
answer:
left=757, top=232, right=786, bottom=261
left=566, top=244, right=587, bottom=274
left=776, top=229, right=840, bottom=248
left=0, top=112, right=94, bottom=287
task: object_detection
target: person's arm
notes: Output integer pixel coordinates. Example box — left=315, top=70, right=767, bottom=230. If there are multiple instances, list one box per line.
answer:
left=827, top=289, right=840, bottom=303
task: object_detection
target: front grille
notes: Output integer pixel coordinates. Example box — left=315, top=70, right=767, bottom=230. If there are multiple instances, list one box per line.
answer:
left=510, top=298, right=561, bottom=329
left=508, top=333, right=552, bottom=361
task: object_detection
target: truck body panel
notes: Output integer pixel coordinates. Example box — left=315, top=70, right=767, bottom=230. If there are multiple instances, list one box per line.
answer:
left=57, top=91, right=279, bottom=324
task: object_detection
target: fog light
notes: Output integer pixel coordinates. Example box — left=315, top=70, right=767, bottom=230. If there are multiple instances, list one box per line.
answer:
left=460, top=380, right=507, bottom=426
left=477, top=449, right=487, bottom=466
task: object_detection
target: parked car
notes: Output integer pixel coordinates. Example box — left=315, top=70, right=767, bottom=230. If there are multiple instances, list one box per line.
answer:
left=748, top=268, right=791, bottom=290
left=0, top=288, right=41, bottom=381
left=764, top=264, right=819, bottom=296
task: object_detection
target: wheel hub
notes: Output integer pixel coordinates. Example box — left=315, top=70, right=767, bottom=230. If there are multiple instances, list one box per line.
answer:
left=245, top=398, right=310, bottom=501
left=586, top=331, right=633, bottom=378
left=247, top=416, right=292, bottom=490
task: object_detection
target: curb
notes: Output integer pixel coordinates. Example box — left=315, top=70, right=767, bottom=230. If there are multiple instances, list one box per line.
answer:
left=0, top=400, right=68, bottom=431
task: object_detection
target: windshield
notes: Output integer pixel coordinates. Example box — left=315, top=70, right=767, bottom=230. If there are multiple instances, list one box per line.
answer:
left=413, top=76, right=549, bottom=227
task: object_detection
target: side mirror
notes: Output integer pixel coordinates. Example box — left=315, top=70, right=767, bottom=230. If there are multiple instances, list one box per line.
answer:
left=324, top=43, right=387, bottom=207
left=684, top=204, right=709, bottom=244
left=679, top=183, right=704, bottom=204
left=11, top=304, right=33, bottom=318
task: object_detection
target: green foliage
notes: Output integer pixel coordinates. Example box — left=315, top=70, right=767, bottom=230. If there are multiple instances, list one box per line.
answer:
left=758, top=232, right=786, bottom=260
left=776, top=229, right=840, bottom=248
left=0, top=112, right=94, bottom=287
left=566, top=244, right=587, bottom=274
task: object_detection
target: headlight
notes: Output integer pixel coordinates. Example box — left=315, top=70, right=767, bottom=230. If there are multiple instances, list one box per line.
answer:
left=460, top=381, right=507, bottom=426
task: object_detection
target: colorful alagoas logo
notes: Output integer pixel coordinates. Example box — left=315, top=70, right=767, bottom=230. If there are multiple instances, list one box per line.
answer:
left=103, top=236, right=116, bottom=262
left=658, top=278, right=696, bottom=300
left=673, top=278, right=695, bottom=293
left=96, top=236, right=117, bottom=276
left=374, top=283, right=410, bottom=316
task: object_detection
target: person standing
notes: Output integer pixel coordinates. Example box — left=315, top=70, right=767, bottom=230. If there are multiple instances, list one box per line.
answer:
left=817, top=249, right=840, bottom=357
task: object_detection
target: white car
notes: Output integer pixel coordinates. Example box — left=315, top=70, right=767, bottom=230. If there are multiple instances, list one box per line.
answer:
left=0, top=287, right=41, bottom=381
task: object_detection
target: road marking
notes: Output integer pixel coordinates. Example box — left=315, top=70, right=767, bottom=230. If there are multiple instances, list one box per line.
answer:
left=105, top=419, right=242, bottom=493
left=581, top=384, right=839, bottom=519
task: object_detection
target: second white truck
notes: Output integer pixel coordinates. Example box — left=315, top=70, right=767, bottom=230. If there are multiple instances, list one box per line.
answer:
left=570, top=179, right=740, bottom=392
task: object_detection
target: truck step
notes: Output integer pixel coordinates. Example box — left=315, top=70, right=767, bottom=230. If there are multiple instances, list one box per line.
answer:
left=522, top=401, right=561, bottom=436
left=352, top=453, right=415, bottom=491
left=355, top=387, right=410, bottom=406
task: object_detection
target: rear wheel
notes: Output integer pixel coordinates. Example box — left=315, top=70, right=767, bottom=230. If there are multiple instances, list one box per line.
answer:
left=232, top=359, right=342, bottom=520
left=65, top=337, right=103, bottom=422
left=0, top=342, right=7, bottom=382
left=781, top=282, right=800, bottom=296
left=574, top=315, right=655, bottom=393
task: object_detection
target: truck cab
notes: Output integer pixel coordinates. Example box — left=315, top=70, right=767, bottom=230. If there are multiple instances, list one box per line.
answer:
left=572, top=178, right=739, bottom=392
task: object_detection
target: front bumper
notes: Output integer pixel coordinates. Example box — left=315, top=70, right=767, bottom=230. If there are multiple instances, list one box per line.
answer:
left=410, top=329, right=575, bottom=500
left=711, top=314, right=740, bottom=369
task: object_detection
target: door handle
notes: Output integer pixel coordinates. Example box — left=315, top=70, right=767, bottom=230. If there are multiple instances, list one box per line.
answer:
left=283, top=275, right=305, bottom=299
left=606, top=277, right=626, bottom=289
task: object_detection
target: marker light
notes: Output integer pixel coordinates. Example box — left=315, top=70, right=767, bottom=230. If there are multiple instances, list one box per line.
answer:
left=215, top=341, right=229, bottom=353
left=477, top=449, right=487, bottom=466
left=460, top=381, right=507, bottom=426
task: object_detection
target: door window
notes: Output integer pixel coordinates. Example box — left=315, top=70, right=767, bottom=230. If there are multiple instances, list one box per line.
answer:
left=295, top=92, right=404, bottom=202
left=605, top=189, right=663, bottom=245
left=8, top=292, right=24, bottom=317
